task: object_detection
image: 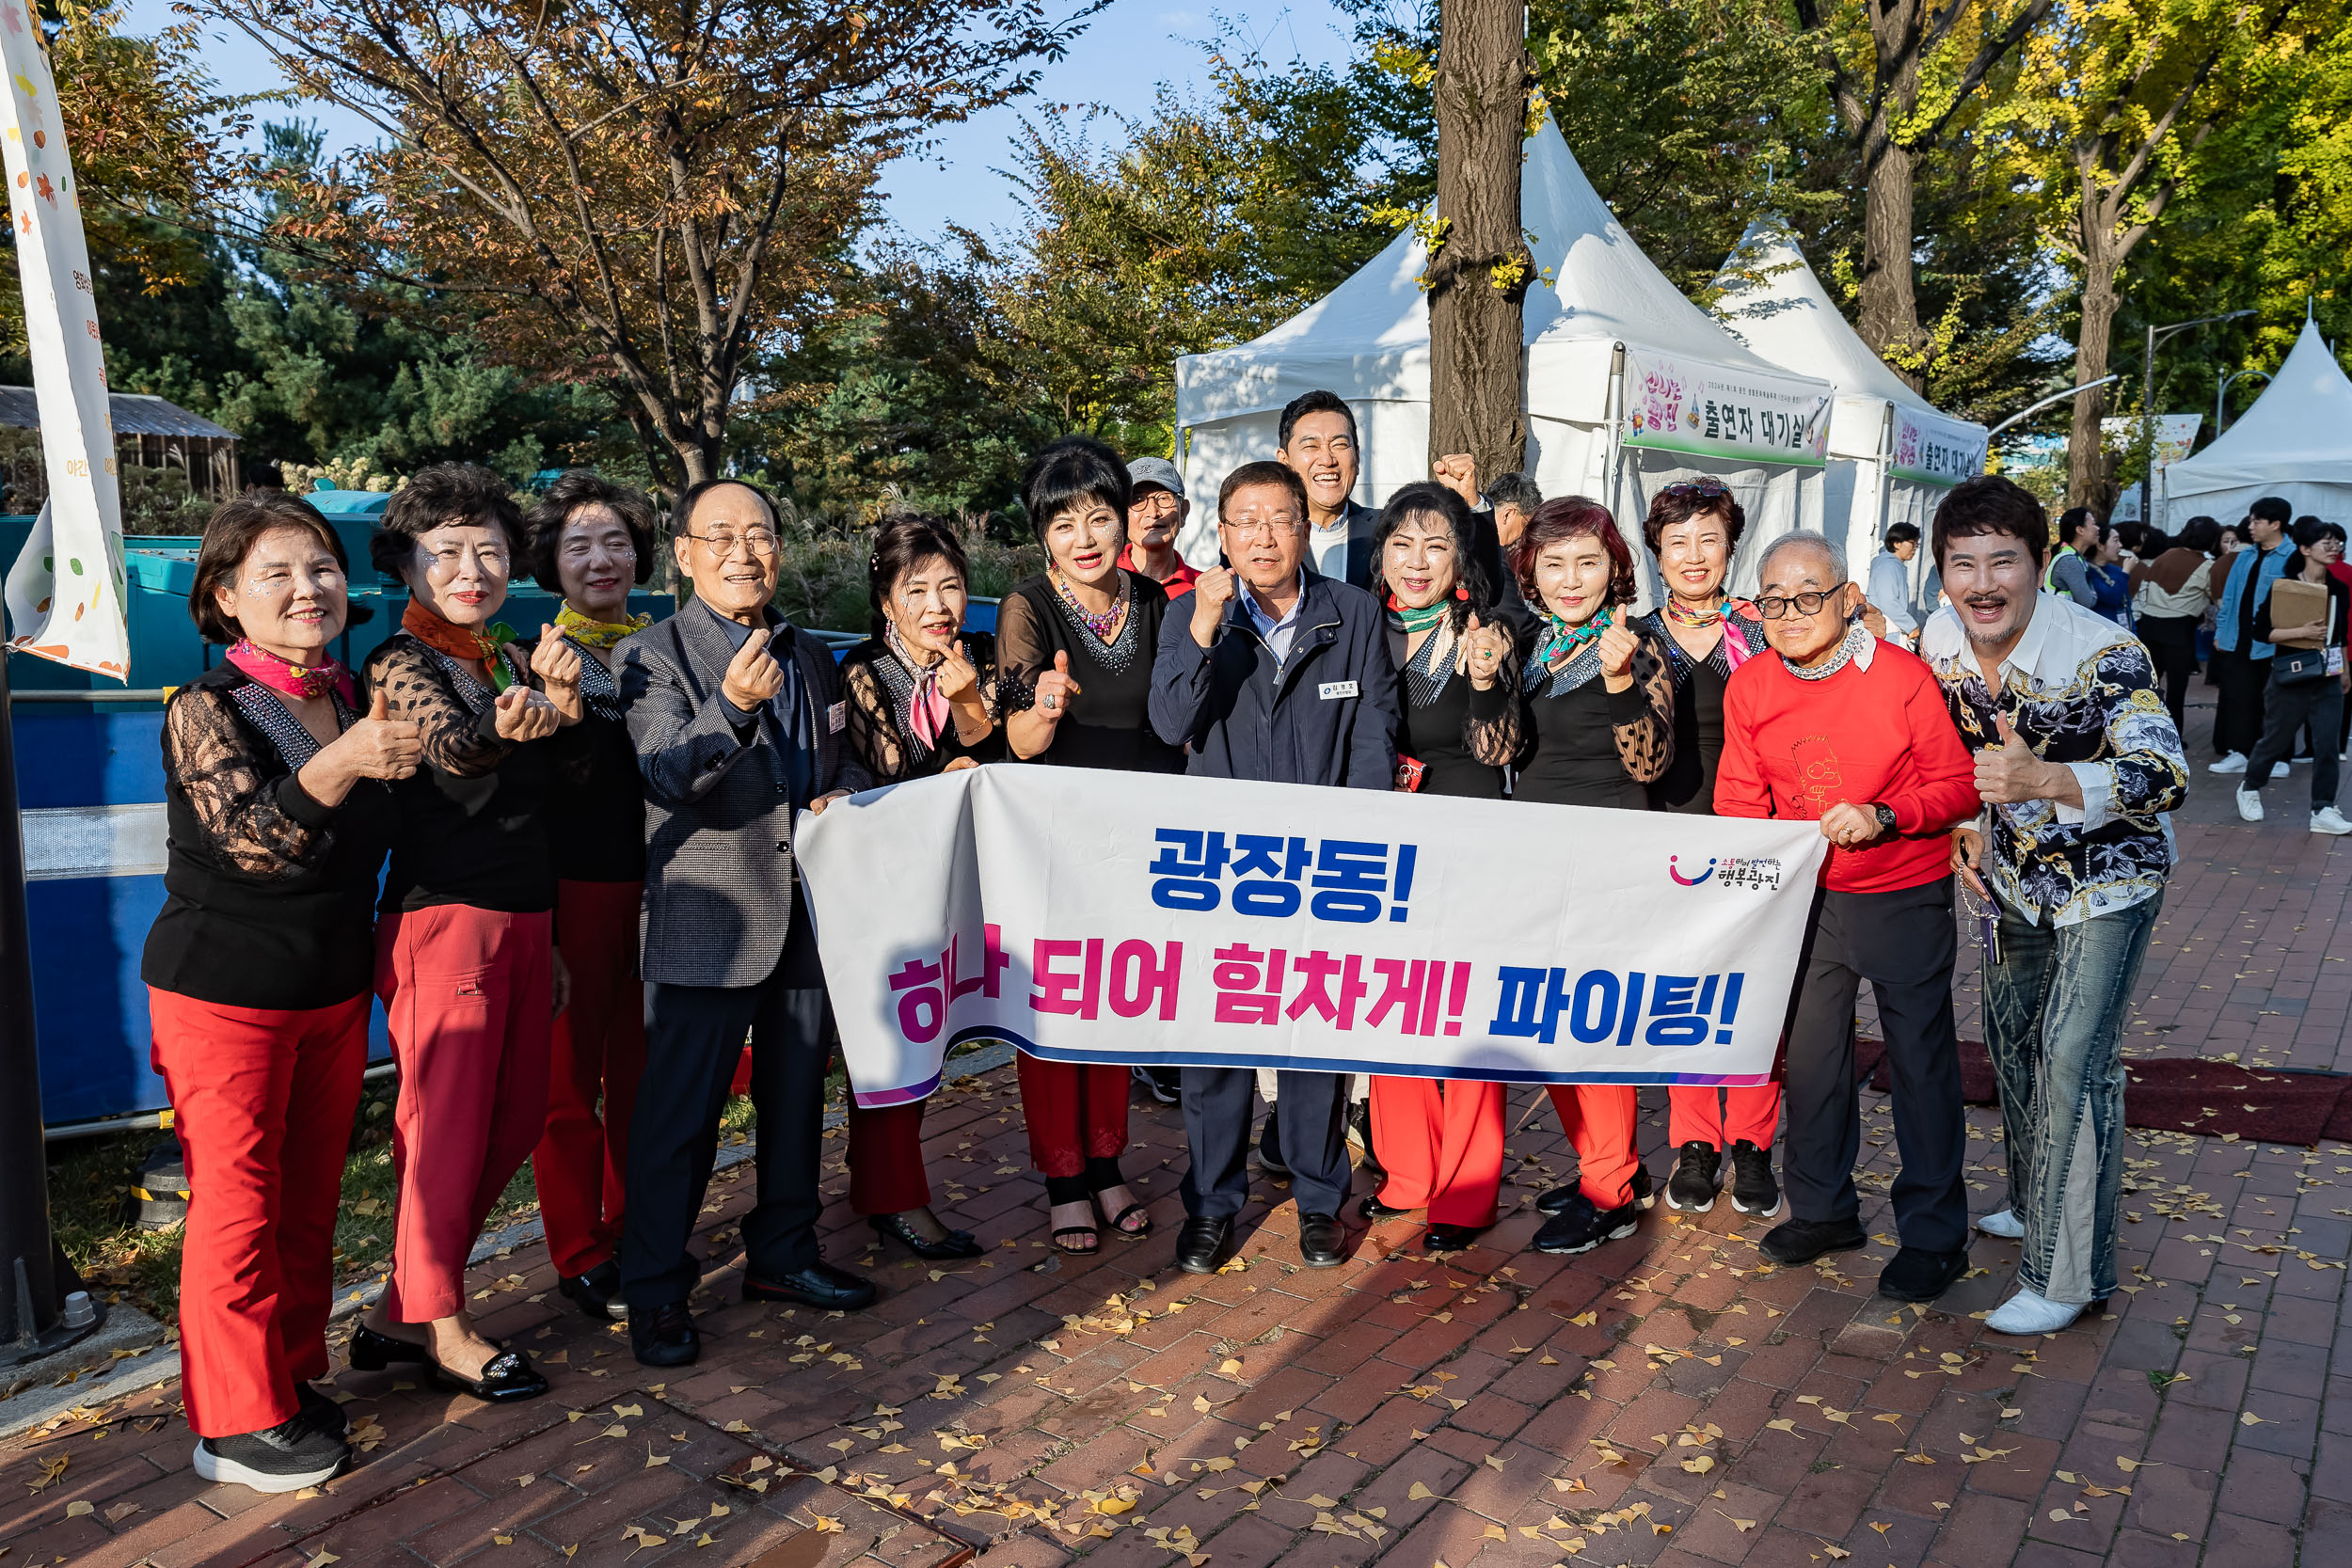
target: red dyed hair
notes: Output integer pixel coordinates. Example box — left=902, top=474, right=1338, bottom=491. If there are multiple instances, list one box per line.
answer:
left=1512, top=496, right=1638, bottom=608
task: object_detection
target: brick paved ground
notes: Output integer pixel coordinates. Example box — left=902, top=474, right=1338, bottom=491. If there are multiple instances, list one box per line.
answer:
left=3, top=685, right=2348, bottom=1568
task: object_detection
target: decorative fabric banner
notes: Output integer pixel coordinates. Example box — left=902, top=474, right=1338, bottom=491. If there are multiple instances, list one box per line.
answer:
left=1891, top=405, right=1990, bottom=488
left=796, top=767, right=1829, bottom=1107
left=1621, top=347, right=1832, bottom=467
left=0, top=2, right=127, bottom=679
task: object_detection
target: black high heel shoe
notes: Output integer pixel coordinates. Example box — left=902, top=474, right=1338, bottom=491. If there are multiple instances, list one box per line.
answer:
left=869, top=1212, right=984, bottom=1260
left=1358, top=1194, right=1412, bottom=1221
left=347, top=1323, right=428, bottom=1371
left=426, top=1345, right=549, bottom=1402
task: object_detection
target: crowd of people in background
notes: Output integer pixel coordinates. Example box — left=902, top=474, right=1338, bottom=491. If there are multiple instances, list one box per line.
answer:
left=144, top=388, right=2196, bottom=1498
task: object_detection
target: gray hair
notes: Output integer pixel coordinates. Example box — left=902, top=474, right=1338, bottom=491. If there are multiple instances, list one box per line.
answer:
left=1486, top=471, right=1543, bottom=515
left=1756, top=529, right=1846, bottom=583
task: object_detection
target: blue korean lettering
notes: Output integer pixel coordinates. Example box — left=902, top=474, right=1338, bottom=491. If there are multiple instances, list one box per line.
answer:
left=1232, top=833, right=1311, bottom=917
left=1149, top=828, right=1228, bottom=911
left=1310, top=838, right=1390, bottom=923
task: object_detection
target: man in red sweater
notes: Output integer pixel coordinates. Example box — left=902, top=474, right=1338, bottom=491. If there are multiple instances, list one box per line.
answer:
left=1716, top=531, right=1981, bottom=1303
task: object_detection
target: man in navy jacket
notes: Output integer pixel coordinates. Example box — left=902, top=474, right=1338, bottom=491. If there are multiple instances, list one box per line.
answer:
left=1149, top=459, right=1399, bottom=1273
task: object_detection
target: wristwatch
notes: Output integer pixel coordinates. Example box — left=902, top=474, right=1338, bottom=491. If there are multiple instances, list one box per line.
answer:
left=1870, top=802, right=1899, bottom=836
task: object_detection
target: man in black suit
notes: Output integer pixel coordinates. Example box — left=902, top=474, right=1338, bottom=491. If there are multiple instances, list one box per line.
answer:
left=615, top=478, right=875, bottom=1367
left=1276, top=389, right=1509, bottom=596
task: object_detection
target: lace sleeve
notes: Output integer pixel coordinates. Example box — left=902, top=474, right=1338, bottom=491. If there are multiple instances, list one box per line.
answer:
left=994, top=590, right=1051, bottom=715
left=1611, top=633, right=1677, bottom=784
left=967, top=631, right=1004, bottom=725
left=365, top=636, right=516, bottom=780
left=1463, top=653, right=1522, bottom=767
left=162, top=688, right=333, bottom=879
left=842, top=655, right=914, bottom=784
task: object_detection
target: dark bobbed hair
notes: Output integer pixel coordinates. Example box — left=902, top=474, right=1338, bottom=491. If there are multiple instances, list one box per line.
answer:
left=1883, top=521, right=1922, bottom=547
left=2250, top=496, right=2293, bottom=524
left=526, top=470, right=658, bottom=594
left=190, top=492, right=348, bottom=645
left=370, top=462, right=528, bottom=580
left=1216, top=460, right=1311, bottom=526
left=2176, top=515, right=2223, bottom=554
left=868, top=513, right=972, bottom=636
left=2292, top=515, right=2345, bottom=552
left=1641, top=483, right=1748, bottom=557
left=675, top=476, right=786, bottom=536
left=1277, top=388, right=1358, bottom=451
left=1021, top=435, right=1131, bottom=544
left=1368, top=482, right=1493, bottom=630
left=1513, top=496, right=1638, bottom=609
left=1486, top=471, right=1543, bottom=515
left=1931, top=474, right=2048, bottom=570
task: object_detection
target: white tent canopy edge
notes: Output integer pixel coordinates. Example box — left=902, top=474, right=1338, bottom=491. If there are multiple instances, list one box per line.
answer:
left=2159, top=316, right=2352, bottom=531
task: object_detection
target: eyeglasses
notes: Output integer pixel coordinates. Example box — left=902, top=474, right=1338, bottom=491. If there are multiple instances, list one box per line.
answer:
left=681, top=529, right=780, bottom=557
left=1221, top=517, right=1301, bottom=542
left=1754, top=584, right=1847, bottom=618
left=1661, top=479, right=1732, bottom=500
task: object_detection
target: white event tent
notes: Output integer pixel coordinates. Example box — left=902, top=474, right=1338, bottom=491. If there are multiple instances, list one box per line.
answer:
left=2160, top=315, right=2352, bottom=530
left=1709, top=218, right=1987, bottom=620
left=1172, top=117, right=1836, bottom=597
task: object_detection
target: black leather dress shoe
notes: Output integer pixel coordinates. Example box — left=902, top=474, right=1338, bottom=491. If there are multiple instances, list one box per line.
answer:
left=1174, top=1214, right=1234, bottom=1275
left=1298, top=1212, right=1346, bottom=1268
left=631, top=1301, right=700, bottom=1368
left=427, top=1346, right=549, bottom=1402
left=870, top=1212, right=985, bottom=1260
left=559, top=1259, right=626, bottom=1321
left=1877, top=1245, right=1969, bottom=1302
left=743, top=1261, right=879, bottom=1310
left=1358, top=1193, right=1412, bottom=1220
left=1758, top=1216, right=1867, bottom=1267
left=1422, top=1224, right=1480, bottom=1254
left=347, top=1323, right=428, bottom=1371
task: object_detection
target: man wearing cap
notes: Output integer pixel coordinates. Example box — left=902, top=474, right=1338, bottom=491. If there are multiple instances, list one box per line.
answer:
left=1120, top=457, right=1200, bottom=594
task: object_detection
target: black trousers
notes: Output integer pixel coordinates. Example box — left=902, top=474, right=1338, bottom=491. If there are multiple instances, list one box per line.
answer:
left=2137, top=614, right=2200, bottom=737
left=2248, top=669, right=2344, bottom=810
left=621, top=899, right=831, bottom=1310
left=2214, top=646, right=2270, bottom=759
left=1180, top=1068, right=1350, bottom=1220
left=1782, top=878, right=1968, bottom=1254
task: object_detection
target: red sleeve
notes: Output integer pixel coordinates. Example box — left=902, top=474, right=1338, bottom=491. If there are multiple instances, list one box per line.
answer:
left=1711, top=666, right=1775, bottom=819
left=1886, top=663, right=1980, bottom=834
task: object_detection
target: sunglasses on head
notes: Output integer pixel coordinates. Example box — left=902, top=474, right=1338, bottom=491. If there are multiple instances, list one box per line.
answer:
left=1661, top=479, right=1733, bottom=500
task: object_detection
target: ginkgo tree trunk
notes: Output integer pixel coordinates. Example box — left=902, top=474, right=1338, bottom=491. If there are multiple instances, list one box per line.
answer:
left=205, top=0, right=1087, bottom=488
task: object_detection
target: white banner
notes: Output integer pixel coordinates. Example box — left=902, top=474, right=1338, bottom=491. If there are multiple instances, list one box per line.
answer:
left=1891, top=405, right=1989, bottom=487
left=797, top=768, right=1829, bottom=1107
left=1621, top=347, right=1831, bottom=467
left=0, top=2, right=128, bottom=679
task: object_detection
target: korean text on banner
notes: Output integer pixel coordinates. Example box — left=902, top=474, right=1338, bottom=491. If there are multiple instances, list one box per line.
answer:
left=1891, top=406, right=1989, bottom=487
left=0, top=1, right=127, bottom=679
left=797, top=767, right=1829, bottom=1107
left=1621, top=347, right=1832, bottom=468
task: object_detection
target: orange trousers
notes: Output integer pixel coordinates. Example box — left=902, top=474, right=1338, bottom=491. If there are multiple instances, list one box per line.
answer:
left=1547, top=1084, right=1641, bottom=1208
left=532, top=879, right=645, bottom=1278
left=1369, top=1076, right=1503, bottom=1227
left=1666, top=1084, right=1782, bottom=1150
left=149, top=988, right=368, bottom=1438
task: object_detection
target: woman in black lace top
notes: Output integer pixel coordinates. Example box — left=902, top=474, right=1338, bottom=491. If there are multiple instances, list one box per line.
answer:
left=352, top=464, right=575, bottom=1404
left=144, top=493, right=421, bottom=1493
left=1355, top=482, right=1520, bottom=1257
left=833, top=514, right=999, bottom=1262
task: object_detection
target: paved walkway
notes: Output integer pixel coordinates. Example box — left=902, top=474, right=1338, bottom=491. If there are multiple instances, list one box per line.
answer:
left=3, top=687, right=2347, bottom=1568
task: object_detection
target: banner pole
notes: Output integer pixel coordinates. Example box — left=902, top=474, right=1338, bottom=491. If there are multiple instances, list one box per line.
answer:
left=0, top=649, right=64, bottom=1361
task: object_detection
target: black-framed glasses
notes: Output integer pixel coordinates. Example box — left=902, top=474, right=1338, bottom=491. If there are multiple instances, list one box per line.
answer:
left=1755, top=583, right=1846, bottom=619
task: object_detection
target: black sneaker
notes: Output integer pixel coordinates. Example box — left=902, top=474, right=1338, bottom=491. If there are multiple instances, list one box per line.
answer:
left=1532, top=1192, right=1643, bottom=1254
left=1257, top=1116, right=1290, bottom=1178
left=194, top=1418, right=350, bottom=1493
left=1664, top=1142, right=1720, bottom=1212
left=1877, top=1245, right=1969, bottom=1302
left=1133, top=1066, right=1182, bottom=1105
left=1538, top=1164, right=1652, bottom=1215
left=1726, top=1140, right=1781, bottom=1217
left=294, top=1382, right=348, bottom=1440
left=1758, top=1216, right=1867, bottom=1267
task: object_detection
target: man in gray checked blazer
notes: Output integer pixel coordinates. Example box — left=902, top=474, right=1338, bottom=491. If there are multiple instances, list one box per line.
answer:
left=615, top=478, right=875, bottom=1367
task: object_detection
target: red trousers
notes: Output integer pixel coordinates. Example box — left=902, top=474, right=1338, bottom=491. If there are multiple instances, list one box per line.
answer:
left=847, top=1101, right=930, bottom=1214
left=1667, top=1084, right=1781, bottom=1150
left=1547, top=1084, right=1641, bottom=1208
left=1369, top=1075, right=1502, bottom=1227
left=149, top=988, right=367, bottom=1438
left=532, top=880, right=646, bottom=1277
left=1016, top=1052, right=1129, bottom=1179
left=376, top=905, right=553, bottom=1323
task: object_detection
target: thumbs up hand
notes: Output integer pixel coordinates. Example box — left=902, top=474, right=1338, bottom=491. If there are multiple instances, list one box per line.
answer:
left=1462, top=610, right=1512, bottom=690
left=336, top=684, right=423, bottom=779
left=1974, top=707, right=2057, bottom=804
left=1033, top=648, right=1083, bottom=719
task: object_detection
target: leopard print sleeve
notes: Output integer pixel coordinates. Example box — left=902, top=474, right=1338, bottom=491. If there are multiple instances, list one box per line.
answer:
left=1610, top=631, right=1677, bottom=784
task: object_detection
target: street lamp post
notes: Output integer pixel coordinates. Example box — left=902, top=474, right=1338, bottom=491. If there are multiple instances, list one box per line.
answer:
left=2216, top=367, right=2272, bottom=434
left=2140, top=310, right=2253, bottom=526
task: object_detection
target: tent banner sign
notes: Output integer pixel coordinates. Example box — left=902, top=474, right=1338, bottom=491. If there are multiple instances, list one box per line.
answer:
left=796, top=766, right=1827, bottom=1107
left=1621, top=348, right=1831, bottom=467
left=1891, top=406, right=1990, bottom=487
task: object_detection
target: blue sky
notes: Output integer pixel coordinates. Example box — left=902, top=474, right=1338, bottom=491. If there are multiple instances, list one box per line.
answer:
left=135, top=0, right=1362, bottom=244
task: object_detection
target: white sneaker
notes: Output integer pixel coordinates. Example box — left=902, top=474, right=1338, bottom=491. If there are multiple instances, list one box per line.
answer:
left=2210, top=752, right=2249, bottom=774
left=1975, top=1208, right=2025, bottom=1240
left=1986, top=1287, right=2086, bottom=1336
left=2313, top=807, right=2352, bottom=835
left=2237, top=787, right=2265, bottom=822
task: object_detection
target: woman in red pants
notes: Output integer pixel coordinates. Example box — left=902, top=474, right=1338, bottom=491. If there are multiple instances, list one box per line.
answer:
left=999, top=438, right=1189, bottom=1252
left=522, top=475, right=660, bottom=1319
left=836, top=513, right=1001, bottom=1259
left=354, top=464, right=574, bottom=1402
left=1632, top=481, right=1783, bottom=1217
left=147, top=493, right=420, bottom=1491
left=1354, top=483, right=1521, bottom=1254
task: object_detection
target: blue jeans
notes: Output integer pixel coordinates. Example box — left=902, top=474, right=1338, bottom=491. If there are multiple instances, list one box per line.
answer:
left=1983, top=893, right=2162, bottom=1304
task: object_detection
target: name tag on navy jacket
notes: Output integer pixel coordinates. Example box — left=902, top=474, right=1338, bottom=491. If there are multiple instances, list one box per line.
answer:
left=1318, top=680, right=1359, bottom=700
left=828, top=701, right=847, bottom=733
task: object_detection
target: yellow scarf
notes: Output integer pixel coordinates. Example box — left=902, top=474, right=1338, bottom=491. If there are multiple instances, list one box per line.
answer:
left=556, top=602, right=651, bottom=649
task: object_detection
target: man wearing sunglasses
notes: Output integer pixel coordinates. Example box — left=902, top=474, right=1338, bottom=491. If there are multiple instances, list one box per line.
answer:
left=1714, top=531, right=1982, bottom=1305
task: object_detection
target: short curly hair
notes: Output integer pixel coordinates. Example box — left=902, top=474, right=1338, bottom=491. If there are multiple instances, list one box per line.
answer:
left=1640, top=479, right=1747, bottom=557
left=188, top=492, right=348, bottom=645
left=370, top=463, right=528, bottom=581
left=1513, top=496, right=1638, bottom=609
left=525, top=471, right=658, bottom=594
